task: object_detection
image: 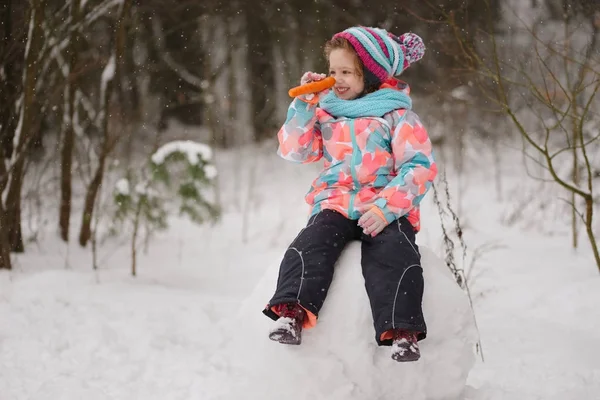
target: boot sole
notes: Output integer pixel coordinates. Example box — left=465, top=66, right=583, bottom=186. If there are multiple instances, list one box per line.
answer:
left=391, top=352, right=420, bottom=362
left=268, top=330, right=302, bottom=345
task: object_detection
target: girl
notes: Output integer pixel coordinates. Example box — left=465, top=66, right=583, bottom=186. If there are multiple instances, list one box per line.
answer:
left=262, top=26, right=437, bottom=362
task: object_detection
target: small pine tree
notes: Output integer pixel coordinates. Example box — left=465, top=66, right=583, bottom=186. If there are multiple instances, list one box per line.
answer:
left=113, top=140, right=220, bottom=276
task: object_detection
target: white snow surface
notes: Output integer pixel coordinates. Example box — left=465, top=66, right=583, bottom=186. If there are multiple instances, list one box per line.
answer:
left=1, top=137, right=599, bottom=399
left=0, top=243, right=475, bottom=400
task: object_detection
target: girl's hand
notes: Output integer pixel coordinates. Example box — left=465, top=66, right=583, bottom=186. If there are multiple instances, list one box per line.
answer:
left=299, top=72, right=327, bottom=101
left=300, top=71, right=327, bottom=85
left=358, top=209, right=388, bottom=237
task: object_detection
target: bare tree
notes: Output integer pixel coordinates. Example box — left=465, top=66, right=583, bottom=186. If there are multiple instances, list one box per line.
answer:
left=440, top=0, right=600, bottom=272
left=3, top=0, right=47, bottom=255
left=555, top=1, right=600, bottom=249
left=0, top=0, right=23, bottom=270
left=79, top=0, right=133, bottom=247
left=59, top=0, right=81, bottom=242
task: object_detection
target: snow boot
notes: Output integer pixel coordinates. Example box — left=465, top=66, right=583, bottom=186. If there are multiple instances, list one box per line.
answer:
left=391, top=329, right=421, bottom=362
left=268, top=303, right=306, bottom=345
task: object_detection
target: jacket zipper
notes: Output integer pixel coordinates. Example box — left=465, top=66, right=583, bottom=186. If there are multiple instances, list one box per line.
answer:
left=349, top=120, right=359, bottom=219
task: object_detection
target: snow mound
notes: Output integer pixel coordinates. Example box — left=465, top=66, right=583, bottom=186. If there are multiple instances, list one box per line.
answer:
left=226, top=242, right=477, bottom=400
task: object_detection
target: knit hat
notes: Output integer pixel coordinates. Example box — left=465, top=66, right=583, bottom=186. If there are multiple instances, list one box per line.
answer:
left=332, top=27, right=425, bottom=87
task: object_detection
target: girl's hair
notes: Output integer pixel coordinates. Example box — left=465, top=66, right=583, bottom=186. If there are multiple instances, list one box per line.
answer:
left=323, top=37, right=379, bottom=95
left=324, top=37, right=364, bottom=78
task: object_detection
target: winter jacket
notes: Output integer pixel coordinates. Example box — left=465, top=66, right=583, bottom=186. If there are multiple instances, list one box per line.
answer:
left=277, top=80, right=437, bottom=232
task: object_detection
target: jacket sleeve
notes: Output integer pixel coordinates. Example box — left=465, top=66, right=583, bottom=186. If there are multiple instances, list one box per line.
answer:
left=277, top=98, right=323, bottom=163
left=373, top=110, right=437, bottom=223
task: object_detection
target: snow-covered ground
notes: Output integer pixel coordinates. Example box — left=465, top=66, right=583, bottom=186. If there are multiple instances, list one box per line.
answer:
left=1, top=131, right=599, bottom=399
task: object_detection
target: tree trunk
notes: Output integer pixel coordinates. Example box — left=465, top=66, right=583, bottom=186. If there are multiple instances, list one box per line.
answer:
left=130, top=200, right=144, bottom=277
left=561, top=0, right=581, bottom=250
left=5, top=0, right=45, bottom=253
left=583, top=196, right=600, bottom=273
left=59, top=0, right=80, bottom=242
left=0, top=203, right=11, bottom=270
left=78, top=0, right=132, bottom=247
left=0, top=0, right=19, bottom=158
left=78, top=152, right=107, bottom=246
left=571, top=146, right=579, bottom=249
left=121, top=25, right=140, bottom=170
left=0, top=0, right=16, bottom=268
left=0, top=158, right=11, bottom=269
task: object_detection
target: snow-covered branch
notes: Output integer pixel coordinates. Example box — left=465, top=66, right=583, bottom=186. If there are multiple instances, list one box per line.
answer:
left=97, top=53, right=116, bottom=127
left=85, top=0, right=124, bottom=28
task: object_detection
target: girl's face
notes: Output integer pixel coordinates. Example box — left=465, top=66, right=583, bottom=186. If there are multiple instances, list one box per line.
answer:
left=328, top=49, right=364, bottom=100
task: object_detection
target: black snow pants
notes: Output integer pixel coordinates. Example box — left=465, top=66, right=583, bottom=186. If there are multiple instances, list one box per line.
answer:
left=263, top=209, right=426, bottom=345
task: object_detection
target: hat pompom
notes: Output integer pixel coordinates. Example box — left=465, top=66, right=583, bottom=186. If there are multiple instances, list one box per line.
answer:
left=400, top=33, right=425, bottom=65
left=391, top=32, right=425, bottom=70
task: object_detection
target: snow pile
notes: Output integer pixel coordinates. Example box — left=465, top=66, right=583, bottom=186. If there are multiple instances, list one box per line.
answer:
left=225, top=242, right=477, bottom=400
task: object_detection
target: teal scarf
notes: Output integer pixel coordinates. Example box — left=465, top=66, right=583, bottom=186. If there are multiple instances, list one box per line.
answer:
left=319, top=88, right=412, bottom=118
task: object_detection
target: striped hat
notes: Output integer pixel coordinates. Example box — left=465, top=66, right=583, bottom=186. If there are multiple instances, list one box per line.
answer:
left=333, top=27, right=425, bottom=86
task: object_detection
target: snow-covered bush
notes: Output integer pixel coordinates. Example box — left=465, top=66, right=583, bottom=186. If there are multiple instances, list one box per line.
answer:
left=113, top=140, right=219, bottom=275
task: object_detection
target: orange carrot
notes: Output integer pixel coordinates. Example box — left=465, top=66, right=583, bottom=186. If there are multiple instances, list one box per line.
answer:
left=288, top=77, right=336, bottom=98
